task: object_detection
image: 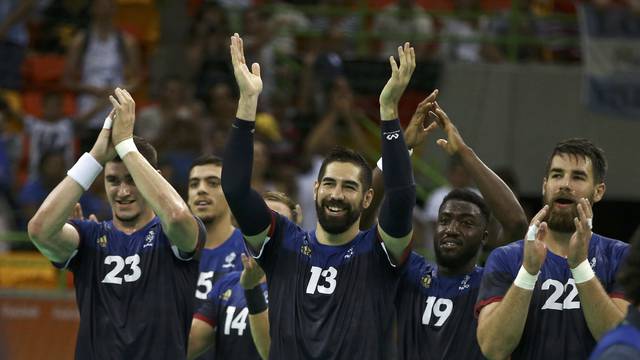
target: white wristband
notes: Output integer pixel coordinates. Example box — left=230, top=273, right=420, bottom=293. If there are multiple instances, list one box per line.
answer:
left=513, top=266, right=539, bottom=290
left=377, top=148, right=413, bottom=171
left=115, top=138, right=138, bottom=158
left=526, top=224, right=538, bottom=241
left=103, top=115, right=113, bottom=129
left=571, top=259, right=595, bottom=284
left=67, top=153, right=103, bottom=191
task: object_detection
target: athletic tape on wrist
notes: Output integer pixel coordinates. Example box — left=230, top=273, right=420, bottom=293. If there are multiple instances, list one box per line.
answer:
left=587, top=218, right=593, bottom=230
left=103, top=116, right=113, bottom=129
left=571, top=259, right=595, bottom=284
left=377, top=148, right=414, bottom=171
left=115, top=138, right=137, bottom=158
left=67, top=153, right=103, bottom=191
left=526, top=224, right=538, bottom=241
left=513, top=266, right=539, bottom=290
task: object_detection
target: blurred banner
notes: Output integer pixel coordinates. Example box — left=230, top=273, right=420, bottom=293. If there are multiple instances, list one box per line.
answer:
left=578, top=4, right=640, bottom=119
left=0, top=293, right=78, bottom=359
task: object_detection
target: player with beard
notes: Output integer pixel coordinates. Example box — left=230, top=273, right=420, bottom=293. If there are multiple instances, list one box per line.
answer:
left=188, top=191, right=302, bottom=360
left=27, top=89, right=205, bottom=359
left=376, top=95, right=527, bottom=359
left=221, top=33, right=416, bottom=359
left=188, top=155, right=245, bottom=303
left=476, top=138, right=630, bottom=360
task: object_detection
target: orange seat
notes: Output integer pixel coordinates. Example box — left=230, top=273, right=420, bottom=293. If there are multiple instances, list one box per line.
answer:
left=21, top=54, right=66, bottom=88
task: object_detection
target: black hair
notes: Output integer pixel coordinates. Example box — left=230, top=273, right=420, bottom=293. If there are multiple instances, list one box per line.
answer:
left=439, top=188, right=491, bottom=226
left=545, top=138, right=607, bottom=183
left=317, top=146, right=372, bottom=191
left=111, top=136, right=158, bottom=168
left=189, top=154, right=223, bottom=174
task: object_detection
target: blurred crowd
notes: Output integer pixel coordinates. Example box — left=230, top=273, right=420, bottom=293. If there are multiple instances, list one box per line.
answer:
left=0, top=0, right=635, bottom=250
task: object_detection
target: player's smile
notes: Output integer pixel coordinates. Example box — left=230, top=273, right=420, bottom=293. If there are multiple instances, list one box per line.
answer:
left=439, top=236, right=463, bottom=251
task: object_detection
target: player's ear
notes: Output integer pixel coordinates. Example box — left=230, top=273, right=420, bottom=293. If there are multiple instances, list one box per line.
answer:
left=542, top=177, right=547, bottom=197
left=593, top=182, right=605, bottom=203
left=362, top=188, right=374, bottom=209
left=313, top=181, right=319, bottom=202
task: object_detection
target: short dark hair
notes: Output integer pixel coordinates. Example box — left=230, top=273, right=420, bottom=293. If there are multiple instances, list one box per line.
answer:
left=617, top=232, right=640, bottom=306
left=317, top=147, right=372, bottom=191
left=189, top=154, right=223, bottom=174
left=263, top=191, right=300, bottom=224
left=439, top=189, right=491, bottom=226
left=545, top=138, right=607, bottom=183
left=110, top=136, right=158, bottom=168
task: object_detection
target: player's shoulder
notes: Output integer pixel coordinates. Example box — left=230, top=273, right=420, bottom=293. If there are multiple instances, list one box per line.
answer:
left=591, top=233, right=629, bottom=253
left=490, top=239, right=524, bottom=258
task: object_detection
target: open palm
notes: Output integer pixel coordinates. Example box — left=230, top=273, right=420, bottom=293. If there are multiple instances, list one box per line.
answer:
left=230, top=33, right=262, bottom=97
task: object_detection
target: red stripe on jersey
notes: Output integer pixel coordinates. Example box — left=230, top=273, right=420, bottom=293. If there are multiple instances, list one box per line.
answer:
left=267, top=210, right=277, bottom=238
left=194, top=313, right=216, bottom=329
left=610, top=292, right=627, bottom=300
left=474, top=295, right=504, bottom=318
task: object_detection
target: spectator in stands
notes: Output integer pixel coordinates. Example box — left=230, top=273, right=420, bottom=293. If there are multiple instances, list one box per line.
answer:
left=21, top=91, right=75, bottom=180
left=0, top=0, right=37, bottom=92
left=136, top=77, right=206, bottom=146
left=373, top=0, right=435, bottom=60
left=439, top=0, right=504, bottom=62
left=297, top=76, right=371, bottom=230
left=18, top=150, right=67, bottom=225
left=63, top=0, right=141, bottom=151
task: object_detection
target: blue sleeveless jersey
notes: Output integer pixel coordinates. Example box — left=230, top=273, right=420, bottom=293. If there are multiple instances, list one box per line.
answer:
left=248, top=212, right=407, bottom=360
left=589, top=305, right=640, bottom=360
left=194, top=271, right=268, bottom=360
left=476, top=233, right=629, bottom=360
left=59, top=217, right=205, bottom=360
left=396, top=252, right=484, bottom=360
left=195, top=229, right=245, bottom=301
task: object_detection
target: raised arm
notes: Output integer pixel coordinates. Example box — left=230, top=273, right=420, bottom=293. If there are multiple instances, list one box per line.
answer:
left=569, top=199, right=628, bottom=339
left=431, top=103, right=528, bottom=247
left=376, top=42, right=417, bottom=263
left=221, top=33, right=272, bottom=252
left=109, top=88, right=198, bottom=253
left=28, top=112, right=116, bottom=263
left=240, top=254, right=270, bottom=360
left=477, top=206, right=549, bottom=359
left=360, top=90, right=439, bottom=230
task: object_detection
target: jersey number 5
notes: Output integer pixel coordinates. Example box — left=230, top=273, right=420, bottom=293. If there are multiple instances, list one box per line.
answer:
left=102, top=255, right=142, bottom=284
left=422, top=296, right=453, bottom=327
left=306, top=266, right=338, bottom=295
left=195, top=271, right=214, bottom=299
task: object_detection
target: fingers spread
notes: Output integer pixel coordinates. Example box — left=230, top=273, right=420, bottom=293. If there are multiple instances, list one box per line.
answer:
left=252, top=63, right=261, bottom=77
left=389, top=55, right=398, bottom=74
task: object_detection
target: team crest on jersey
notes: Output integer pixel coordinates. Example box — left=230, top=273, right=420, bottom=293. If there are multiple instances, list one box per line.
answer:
left=97, top=236, right=108, bottom=248
left=344, top=247, right=354, bottom=259
left=590, top=257, right=597, bottom=269
left=223, top=252, right=237, bottom=268
left=221, top=289, right=232, bottom=301
left=143, top=230, right=155, bottom=248
left=301, top=244, right=312, bottom=257
left=421, top=274, right=432, bottom=288
left=459, top=275, right=471, bottom=290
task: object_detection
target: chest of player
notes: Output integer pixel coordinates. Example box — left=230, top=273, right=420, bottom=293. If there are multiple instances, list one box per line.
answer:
left=530, top=251, right=614, bottom=313
left=408, top=271, right=480, bottom=329
left=88, top=227, right=171, bottom=288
